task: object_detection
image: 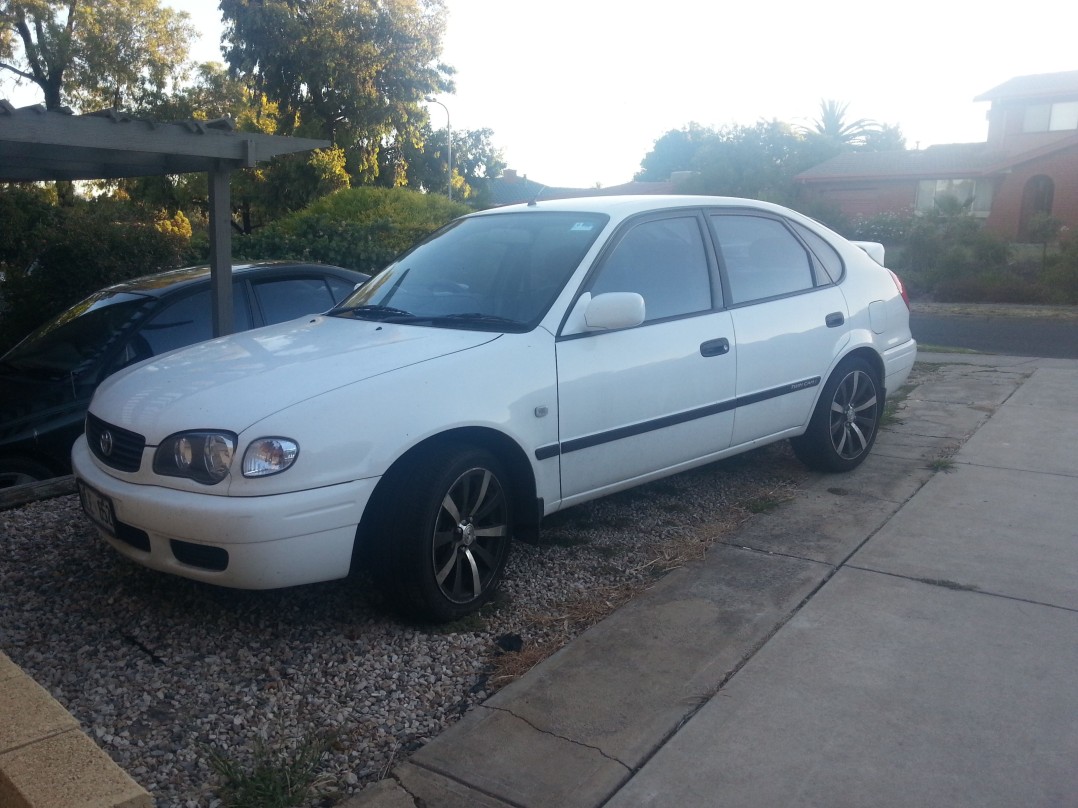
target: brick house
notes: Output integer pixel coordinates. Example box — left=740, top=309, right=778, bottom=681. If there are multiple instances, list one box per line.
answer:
left=795, top=71, right=1078, bottom=241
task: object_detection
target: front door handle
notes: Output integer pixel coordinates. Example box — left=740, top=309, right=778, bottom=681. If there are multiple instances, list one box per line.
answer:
left=700, top=338, right=730, bottom=357
left=825, top=312, right=845, bottom=328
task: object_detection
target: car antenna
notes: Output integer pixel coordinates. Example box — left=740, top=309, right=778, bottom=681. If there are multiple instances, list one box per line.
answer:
left=527, top=181, right=547, bottom=206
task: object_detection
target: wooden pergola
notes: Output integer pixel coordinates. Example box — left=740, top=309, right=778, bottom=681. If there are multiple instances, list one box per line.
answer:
left=0, top=100, right=328, bottom=336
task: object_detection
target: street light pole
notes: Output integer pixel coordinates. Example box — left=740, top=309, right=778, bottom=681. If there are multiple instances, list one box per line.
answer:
left=425, top=97, right=452, bottom=201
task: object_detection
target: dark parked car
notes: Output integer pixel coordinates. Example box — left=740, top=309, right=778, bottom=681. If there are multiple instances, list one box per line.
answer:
left=0, top=261, right=369, bottom=487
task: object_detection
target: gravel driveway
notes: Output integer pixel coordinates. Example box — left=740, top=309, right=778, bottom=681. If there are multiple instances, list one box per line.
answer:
left=1, top=444, right=806, bottom=806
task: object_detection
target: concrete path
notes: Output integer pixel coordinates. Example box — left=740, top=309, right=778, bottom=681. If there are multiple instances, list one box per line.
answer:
left=347, top=353, right=1078, bottom=808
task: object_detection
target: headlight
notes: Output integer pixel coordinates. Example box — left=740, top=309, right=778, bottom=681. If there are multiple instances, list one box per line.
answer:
left=242, top=437, right=299, bottom=478
left=153, top=431, right=237, bottom=484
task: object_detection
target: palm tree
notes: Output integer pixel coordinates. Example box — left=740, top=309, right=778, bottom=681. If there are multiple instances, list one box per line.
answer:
left=804, top=100, right=881, bottom=148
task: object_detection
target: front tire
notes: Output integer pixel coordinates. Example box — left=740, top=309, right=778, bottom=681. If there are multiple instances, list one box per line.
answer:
left=380, top=444, right=514, bottom=622
left=791, top=357, right=882, bottom=473
left=0, top=457, right=57, bottom=489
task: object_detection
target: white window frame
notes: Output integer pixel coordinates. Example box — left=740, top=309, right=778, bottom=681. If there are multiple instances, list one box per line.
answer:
left=1023, top=101, right=1078, bottom=133
left=915, top=178, right=993, bottom=218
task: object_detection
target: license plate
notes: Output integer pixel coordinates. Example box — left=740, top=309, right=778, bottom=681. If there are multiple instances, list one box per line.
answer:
left=78, top=481, right=117, bottom=536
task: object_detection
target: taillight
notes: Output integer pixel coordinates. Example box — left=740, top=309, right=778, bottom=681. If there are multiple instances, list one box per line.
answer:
left=887, top=269, right=910, bottom=310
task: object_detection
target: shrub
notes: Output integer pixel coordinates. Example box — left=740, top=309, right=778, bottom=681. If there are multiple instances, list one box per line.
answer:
left=933, top=272, right=1052, bottom=304
left=0, top=185, right=58, bottom=272
left=1042, top=235, right=1078, bottom=304
left=0, top=199, right=189, bottom=351
left=883, top=201, right=1017, bottom=302
left=233, top=187, right=470, bottom=272
left=848, top=210, right=915, bottom=244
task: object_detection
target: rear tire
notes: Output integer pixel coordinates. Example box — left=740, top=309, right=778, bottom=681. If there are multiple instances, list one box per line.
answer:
left=377, top=444, right=514, bottom=622
left=791, top=357, right=882, bottom=473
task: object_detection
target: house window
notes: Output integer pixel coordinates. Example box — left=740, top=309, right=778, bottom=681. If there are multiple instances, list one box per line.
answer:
left=915, top=179, right=993, bottom=216
left=1050, top=101, right=1078, bottom=130
left=1023, top=101, right=1078, bottom=132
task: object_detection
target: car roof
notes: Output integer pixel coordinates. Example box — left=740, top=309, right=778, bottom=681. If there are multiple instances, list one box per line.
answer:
left=471, top=194, right=803, bottom=221
left=100, top=261, right=369, bottom=298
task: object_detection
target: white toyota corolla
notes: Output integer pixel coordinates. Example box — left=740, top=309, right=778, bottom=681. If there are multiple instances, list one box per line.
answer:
left=73, top=196, right=916, bottom=621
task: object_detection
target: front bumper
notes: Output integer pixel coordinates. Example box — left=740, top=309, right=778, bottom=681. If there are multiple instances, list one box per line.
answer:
left=72, top=436, right=378, bottom=589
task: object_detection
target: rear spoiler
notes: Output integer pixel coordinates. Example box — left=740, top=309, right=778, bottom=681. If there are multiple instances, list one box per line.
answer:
left=851, top=241, right=885, bottom=266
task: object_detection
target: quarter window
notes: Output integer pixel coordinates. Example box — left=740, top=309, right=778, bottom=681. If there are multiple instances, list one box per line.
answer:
left=710, top=215, right=814, bottom=304
left=589, top=216, right=713, bottom=321
left=791, top=222, right=844, bottom=284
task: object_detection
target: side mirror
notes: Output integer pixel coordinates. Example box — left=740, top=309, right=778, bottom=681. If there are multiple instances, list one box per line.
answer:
left=584, top=292, right=646, bottom=330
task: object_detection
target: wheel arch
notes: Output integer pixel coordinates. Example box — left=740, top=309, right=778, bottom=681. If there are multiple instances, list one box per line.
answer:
left=352, top=426, right=541, bottom=568
left=835, top=344, right=886, bottom=398
left=791, top=346, right=886, bottom=473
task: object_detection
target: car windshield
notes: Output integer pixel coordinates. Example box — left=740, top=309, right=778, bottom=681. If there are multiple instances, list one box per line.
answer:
left=330, top=211, right=608, bottom=330
left=1, top=290, right=155, bottom=377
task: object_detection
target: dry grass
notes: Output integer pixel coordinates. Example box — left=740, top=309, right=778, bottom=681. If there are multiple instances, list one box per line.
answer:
left=487, top=581, right=643, bottom=685
left=486, top=479, right=799, bottom=689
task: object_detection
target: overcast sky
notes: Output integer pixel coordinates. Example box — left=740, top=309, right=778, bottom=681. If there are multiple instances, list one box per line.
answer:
left=7, top=0, right=1078, bottom=188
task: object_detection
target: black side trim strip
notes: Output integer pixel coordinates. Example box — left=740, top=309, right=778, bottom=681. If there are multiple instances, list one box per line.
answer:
left=533, top=377, right=821, bottom=460
left=535, top=444, right=560, bottom=461
left=563, top=398, right=738, bottom=454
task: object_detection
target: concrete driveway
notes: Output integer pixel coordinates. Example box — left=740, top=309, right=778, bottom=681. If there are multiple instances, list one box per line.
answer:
left=349, top=352, right=1078, bottom=808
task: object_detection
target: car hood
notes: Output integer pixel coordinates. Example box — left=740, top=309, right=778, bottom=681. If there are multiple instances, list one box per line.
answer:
left=90, top=316, right=500, bottom=441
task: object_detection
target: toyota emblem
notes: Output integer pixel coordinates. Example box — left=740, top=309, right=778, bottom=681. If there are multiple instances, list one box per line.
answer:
left=99, top=430, right=114, bottom=457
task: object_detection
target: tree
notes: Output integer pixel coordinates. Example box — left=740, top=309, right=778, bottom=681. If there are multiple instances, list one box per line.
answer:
left=803, top=99, right=880, bottom=148
left=219, top=0, right=453, bottom=184
left=635, top=122, right=717, bottom=182
left=685, top=121, right=820, bottom=204
left=111, top=61, right=349, bottom=236
left=638, top=121, right=825, bottom=205
left=0, top=0, right=194, bottom=111
left=399, top=124, right=505, bottom=203
left=862, top=122, right=906, bottom=152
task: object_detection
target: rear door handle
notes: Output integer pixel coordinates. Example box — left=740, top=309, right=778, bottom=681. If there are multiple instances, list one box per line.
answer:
left=825, top=312, right=845, bottom=328
left=700, top=338, right=730, bottom=357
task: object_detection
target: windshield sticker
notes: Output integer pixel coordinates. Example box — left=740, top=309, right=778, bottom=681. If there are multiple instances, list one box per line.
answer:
left=570, top=222, right=595, bottom=231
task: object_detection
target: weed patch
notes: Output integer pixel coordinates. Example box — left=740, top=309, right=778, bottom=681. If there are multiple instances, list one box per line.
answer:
left=928, top=457, right=956, bottom=473
left=205, top=731, right=336, bottom=808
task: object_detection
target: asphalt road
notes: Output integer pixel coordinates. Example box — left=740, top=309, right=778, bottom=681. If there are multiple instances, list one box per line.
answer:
left=910, top=310, right=1078, bottom=359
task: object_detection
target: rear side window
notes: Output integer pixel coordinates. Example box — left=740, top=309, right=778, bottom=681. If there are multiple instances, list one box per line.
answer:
left=710, top=215, right=814, bottom=305
left=253, top=277, right=338, bottom=323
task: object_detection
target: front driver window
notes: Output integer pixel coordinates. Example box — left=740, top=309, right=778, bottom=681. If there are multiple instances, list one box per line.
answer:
left=253, top=277, right=339, bottom=323
left=589, top=216, right=713, bottom=322
left=135, top=285, right=252, bottom=358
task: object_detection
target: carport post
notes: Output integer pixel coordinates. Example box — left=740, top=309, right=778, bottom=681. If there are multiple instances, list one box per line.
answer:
left=207, top=168, right=234, bottom=337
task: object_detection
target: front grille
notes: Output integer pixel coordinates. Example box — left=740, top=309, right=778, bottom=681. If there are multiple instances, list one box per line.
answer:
left=86, top=413, right=146, bottom=472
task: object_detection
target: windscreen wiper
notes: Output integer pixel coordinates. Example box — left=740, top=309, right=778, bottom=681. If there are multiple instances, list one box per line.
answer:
left=330, top=304, right=417, bottom=322
left=431, top=312, right=519, bottom=325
